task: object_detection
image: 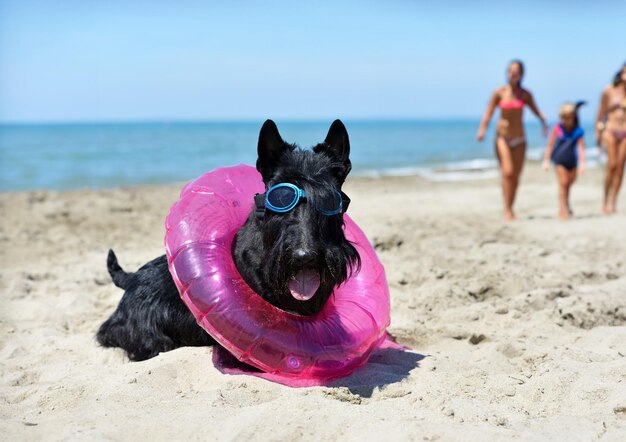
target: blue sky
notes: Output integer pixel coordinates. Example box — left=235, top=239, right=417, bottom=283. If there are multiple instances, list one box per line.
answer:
left=0, top=1, right=624, bottom=122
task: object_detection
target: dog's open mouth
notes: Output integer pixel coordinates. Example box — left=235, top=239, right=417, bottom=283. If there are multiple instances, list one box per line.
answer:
left=288, top=269, right=320, bottom=301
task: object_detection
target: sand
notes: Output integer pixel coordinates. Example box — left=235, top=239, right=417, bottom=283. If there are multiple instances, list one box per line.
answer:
left=1, top=164, right=625, bottom=441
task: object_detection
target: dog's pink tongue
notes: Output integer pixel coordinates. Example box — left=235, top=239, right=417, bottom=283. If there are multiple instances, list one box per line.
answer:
left=288, top=270, right=320, bottom=301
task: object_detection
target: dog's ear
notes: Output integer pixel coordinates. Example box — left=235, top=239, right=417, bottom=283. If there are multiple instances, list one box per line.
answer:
left=314, top=119, right=352, bottom=186
left=257, top=119, right=290, bottom=182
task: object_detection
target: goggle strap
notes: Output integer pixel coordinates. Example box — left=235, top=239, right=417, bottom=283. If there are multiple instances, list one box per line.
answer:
left=340, top=191, right=351, bottom=213
left=254, top=193, right=266, bottom=220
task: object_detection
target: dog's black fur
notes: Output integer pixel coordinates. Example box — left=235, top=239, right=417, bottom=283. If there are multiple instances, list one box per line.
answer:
left=96, top=120, right=360, bottom=361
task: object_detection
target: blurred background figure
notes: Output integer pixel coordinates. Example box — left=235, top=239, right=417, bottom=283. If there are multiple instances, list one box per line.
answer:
left=476, top=60, right=549, bottom=220
left=542, top=102, right=586, bottom=219
left=596, top=63, right=626, bottom=214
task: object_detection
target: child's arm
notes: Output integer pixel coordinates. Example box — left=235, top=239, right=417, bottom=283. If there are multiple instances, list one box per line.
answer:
left=542, top=126, right=557, bottom=170
left=577, top=136, right=586, bottom=174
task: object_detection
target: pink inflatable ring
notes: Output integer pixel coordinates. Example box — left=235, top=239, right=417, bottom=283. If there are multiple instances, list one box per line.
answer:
left=164, top=165, right=390, bottom=382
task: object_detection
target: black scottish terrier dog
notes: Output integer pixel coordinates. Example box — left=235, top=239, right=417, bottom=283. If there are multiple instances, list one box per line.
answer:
left=97, top=119, right=361, bottom=361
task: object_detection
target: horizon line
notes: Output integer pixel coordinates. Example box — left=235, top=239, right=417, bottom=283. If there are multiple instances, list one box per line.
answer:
left=0, top=116, right=596, bottom=126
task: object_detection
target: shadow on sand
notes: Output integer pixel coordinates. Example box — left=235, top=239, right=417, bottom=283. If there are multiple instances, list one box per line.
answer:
left=328, top=346, right=425, bottom=397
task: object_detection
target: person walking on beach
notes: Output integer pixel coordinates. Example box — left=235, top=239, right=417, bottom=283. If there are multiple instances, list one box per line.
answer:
left=595, top=62, right=626, bottom=214
left=476, top=60, right=549, bottom=220
left=542, top=102, right=586, bottom=220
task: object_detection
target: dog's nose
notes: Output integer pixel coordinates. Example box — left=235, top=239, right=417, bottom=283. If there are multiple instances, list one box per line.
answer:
left=293, top=249, right=315, bottom=266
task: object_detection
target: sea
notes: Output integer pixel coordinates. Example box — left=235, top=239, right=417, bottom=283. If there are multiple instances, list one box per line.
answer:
left=0, top=120, right=600, bottom=192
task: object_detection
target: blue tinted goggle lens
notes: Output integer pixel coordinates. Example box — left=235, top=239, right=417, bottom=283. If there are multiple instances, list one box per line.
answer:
left=266, top=183, right=303, bottom=213
left=315, top=189, right=343, bottom=214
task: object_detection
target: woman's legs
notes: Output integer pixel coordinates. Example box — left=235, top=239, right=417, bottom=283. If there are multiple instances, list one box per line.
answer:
left=495, top=138, right=526, bottom=220
left=510, top=141, right=527, bottom=210
left=603, top=134, right=618, bottom=213
left=496, top=137, right=516, bottom=220
left=608, top=137, right=626, bottom=212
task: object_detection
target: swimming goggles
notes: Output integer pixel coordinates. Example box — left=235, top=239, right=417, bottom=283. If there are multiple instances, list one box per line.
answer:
left=254, top=183, right=350, bottom=217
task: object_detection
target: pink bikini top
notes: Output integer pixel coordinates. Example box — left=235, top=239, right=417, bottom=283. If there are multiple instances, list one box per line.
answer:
left=499, top=98, right=524, bottom=110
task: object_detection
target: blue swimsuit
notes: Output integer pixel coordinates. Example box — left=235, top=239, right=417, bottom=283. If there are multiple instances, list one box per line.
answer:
left=551, top=124, right=584, bottom=171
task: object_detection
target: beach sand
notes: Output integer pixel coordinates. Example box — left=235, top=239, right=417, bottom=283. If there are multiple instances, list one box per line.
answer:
left=1, top=164, right=625, bottom=441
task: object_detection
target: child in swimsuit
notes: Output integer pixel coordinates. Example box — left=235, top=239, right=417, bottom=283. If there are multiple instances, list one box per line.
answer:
left=542, top=102, right=587, bottom=219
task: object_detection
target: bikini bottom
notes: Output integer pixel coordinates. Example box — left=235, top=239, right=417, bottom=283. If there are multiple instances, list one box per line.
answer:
left=609, top=130, right=626, bottom=141
left=501, top=135, right=526, bottom=148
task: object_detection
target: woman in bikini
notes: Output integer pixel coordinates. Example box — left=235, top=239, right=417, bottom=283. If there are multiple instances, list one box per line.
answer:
left=477, top=60, right=549, bottom=220
left=596, top=62, right=626, bottom=214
